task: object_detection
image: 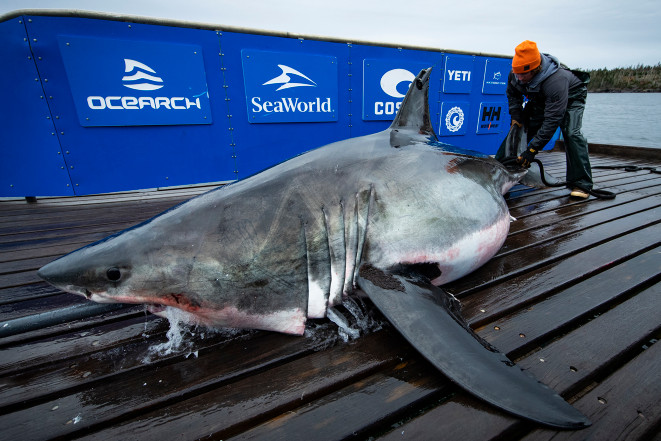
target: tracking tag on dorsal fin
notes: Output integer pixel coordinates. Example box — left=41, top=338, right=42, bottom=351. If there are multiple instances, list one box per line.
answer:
left=389, top=68, right=438, bottom=141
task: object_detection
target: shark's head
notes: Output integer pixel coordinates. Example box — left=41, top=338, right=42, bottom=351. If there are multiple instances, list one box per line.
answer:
left=37, top=202, right=308, bottom=335
left=37, top=220, right=203, bottom=312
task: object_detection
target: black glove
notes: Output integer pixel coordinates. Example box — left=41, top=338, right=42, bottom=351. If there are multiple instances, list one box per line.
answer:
left=517, top=147, right=537, bottom=168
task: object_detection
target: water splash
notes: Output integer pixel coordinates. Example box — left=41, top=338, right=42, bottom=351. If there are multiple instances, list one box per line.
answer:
left=148, top=307, right=194, bottom=357
left=143, top=306, right=254, bottom=362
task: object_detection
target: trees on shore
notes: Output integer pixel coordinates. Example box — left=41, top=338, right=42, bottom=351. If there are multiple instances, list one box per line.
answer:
left=585, top=63, right=661, bottom=92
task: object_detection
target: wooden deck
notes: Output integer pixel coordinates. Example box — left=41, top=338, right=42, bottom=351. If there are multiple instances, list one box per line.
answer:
left=1, top=149, right=660, bottom=441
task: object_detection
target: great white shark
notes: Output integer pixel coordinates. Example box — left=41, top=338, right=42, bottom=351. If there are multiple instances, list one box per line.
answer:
left=38, top=68, right=590, bottom=429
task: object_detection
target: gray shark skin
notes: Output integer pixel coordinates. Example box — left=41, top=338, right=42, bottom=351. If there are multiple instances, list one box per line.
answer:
left=503, top=123, right=563, bottom=188
left=38, top=69, right=590, bottom=429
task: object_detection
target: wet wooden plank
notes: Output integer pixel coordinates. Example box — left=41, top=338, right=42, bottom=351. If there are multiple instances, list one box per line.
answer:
left=502, top=193, right=661, bottom=254
left=376, top=281, right=661, bottom=440
left=452, top=214, right=661, bottom=306
left=478, top=246, right=661, bottom=356
left=229, top=357, right=445, bottom=441
left=0, top=283, right=61, bottom=304
left=0, top=314, right=167, bottom=375
left=522, top=335, right=661, bottom=441
left=460, top=226, right=661, bottom=326
left=9, top=328, right=399, bottom=441
left=507, top=186, right=661, bottom=235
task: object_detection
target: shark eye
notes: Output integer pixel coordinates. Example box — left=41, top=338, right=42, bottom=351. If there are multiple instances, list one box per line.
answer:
left=106, top=267, right=122, bottom=282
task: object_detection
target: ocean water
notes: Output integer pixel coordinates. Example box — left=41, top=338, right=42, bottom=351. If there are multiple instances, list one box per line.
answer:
left=581, top=93, right=661, bottom=149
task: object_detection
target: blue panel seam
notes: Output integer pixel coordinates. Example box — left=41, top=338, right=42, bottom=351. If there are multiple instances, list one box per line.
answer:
left=216, top=30, right=239, bottom=179
left=21, top=15, right=76, bottom=194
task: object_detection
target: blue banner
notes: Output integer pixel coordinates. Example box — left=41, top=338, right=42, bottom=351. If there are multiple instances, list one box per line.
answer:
left=482, top=58, right=510, bottom=94
left=443, top=55, right=474, bottom=94
left=58, top=36, right=212, bottom=127
left=439, top=101, right=470, bottom=136
left=362, top=59, right=431, bottom=121
left=242, top=50, right=338, bottom=123
left=476, top=101, right=506, bottom=134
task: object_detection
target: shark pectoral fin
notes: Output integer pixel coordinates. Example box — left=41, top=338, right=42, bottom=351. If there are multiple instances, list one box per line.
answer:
left=356, top=266, right=591, bottom=429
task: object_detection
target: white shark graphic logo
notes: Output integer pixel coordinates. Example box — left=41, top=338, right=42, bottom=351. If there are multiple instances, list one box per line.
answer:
left=263, top=65, right=317, bottom=91
left=380, top=68, right=415, bottom=98
left=122, top=59, right=164, bottom=91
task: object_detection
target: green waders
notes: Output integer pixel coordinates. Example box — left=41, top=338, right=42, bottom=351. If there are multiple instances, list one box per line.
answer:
left=526, top=85, right=593, bottom=191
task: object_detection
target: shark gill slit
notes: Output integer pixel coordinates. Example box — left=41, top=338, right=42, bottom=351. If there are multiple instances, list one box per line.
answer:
left=322, top=203, right=346, bottom=307
left=303, top=211, right=331, bottom=319
left=342, top=195, right=359, bottom=295
left=353, top=185, right=374, bottom=285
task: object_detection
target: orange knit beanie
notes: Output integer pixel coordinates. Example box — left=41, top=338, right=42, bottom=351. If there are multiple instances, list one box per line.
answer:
left=512, top=40, right=541, bottom=74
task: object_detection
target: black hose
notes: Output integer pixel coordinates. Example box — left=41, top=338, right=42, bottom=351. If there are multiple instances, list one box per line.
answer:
left=500, top=157, right=616, bottom=199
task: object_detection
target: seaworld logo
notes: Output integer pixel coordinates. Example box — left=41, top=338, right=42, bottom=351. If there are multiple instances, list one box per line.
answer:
left=242, top=50, right=338, bottom=123
left=251, top=97, right=332, bottom=113
left=262, top=65, right=317, bottom=91
left=251, top=64, right=333, bottom=114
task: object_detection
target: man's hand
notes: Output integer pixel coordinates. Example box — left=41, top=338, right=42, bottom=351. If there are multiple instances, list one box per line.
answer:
left=517, top=147, right=537, bottom=168
left=511, top=119, right=522, bottom=128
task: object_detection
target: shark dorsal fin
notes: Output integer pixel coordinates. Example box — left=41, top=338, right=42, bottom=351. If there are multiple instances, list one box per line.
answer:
left=389, top=68, right=437, bottom=141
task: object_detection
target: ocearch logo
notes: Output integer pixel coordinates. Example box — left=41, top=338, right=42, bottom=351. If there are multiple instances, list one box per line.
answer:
left=445, top=106, right=465, bottom=132
left=374, top=68, right=415, bottom=116
left=86, top=58, right=201, bottom=111
left=122, top=59, right=163, bottom=91
left=251, top=64, right=332, bottom=114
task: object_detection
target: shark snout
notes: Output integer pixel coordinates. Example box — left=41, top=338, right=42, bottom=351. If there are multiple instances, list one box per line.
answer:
left=37, top=259, right=71, bottom=290
left=38, top=260, right=95, bottom=299
left=37, top=260, right=60, bottom=285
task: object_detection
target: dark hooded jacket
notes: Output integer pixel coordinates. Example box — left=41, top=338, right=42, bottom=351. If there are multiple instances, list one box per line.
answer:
left=506, top=53, right=586, bottom=151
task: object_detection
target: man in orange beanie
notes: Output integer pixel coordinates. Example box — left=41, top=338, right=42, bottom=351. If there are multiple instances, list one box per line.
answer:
left=506, top=40, right=593, bottom=198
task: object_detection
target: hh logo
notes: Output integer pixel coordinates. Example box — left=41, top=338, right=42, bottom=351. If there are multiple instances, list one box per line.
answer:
left=477, top=102, right=505, bottom=134
left=481, top=105, right=502, bottom=122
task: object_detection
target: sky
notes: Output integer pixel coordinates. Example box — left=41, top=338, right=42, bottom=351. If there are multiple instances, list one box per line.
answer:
left=1, top=0, right=660, bottom=70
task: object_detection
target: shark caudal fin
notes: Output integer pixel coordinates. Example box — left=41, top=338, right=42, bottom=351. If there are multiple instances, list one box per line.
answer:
left=389, top=68, right=438, bottom=145
left=356, top=266, right=591, bottom=429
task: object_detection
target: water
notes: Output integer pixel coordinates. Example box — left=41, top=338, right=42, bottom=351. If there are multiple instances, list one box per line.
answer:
left=581, top=93, right=661, bottom=149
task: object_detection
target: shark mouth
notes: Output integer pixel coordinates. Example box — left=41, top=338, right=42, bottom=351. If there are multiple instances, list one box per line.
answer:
left=87, top=292, right=306, bottom=335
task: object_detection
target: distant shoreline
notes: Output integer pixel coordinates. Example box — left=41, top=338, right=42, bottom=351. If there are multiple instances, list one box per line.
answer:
left=589, top=89, right=661, bottom=93
left=585, top=63, right=660, bottom=93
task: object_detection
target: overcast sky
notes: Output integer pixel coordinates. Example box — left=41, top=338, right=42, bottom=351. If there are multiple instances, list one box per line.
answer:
left=2, top=0, right=659, bottom=70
